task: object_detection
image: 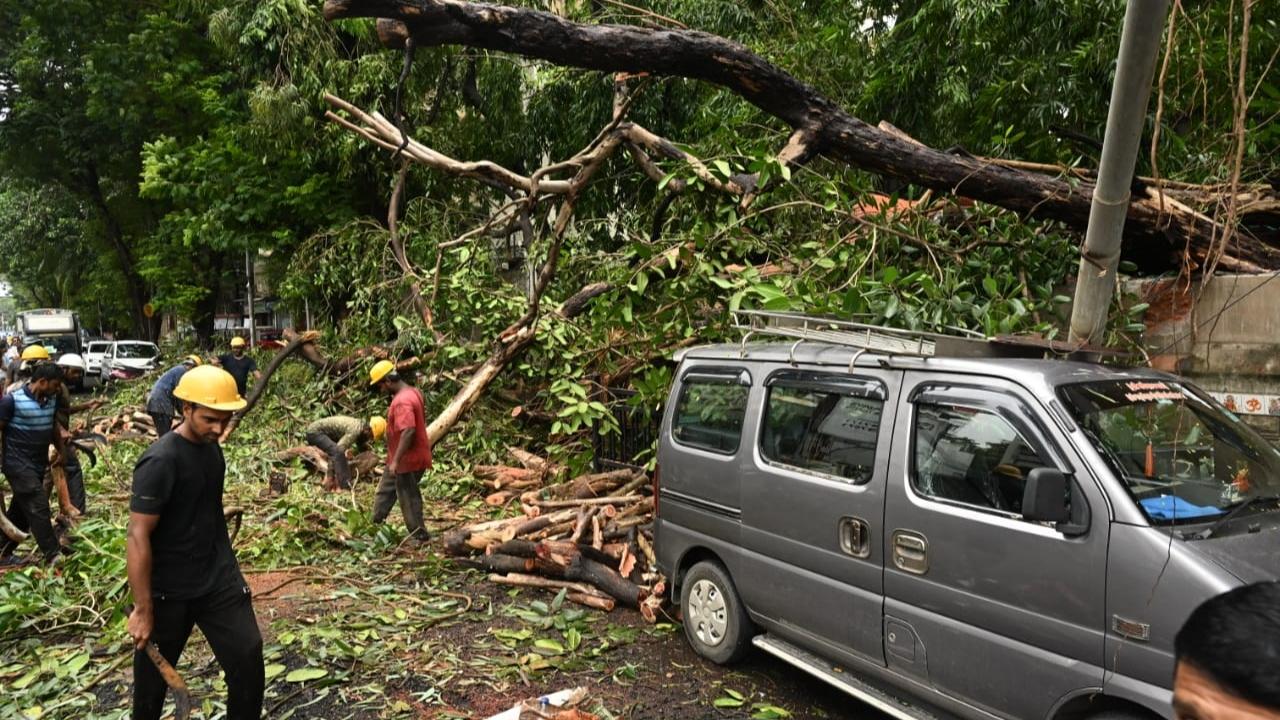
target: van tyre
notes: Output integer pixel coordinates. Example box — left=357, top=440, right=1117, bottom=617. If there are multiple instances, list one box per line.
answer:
left=680, top=560, right=753, bottom=664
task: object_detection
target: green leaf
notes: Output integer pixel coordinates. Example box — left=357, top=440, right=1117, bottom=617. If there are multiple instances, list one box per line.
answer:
left=285, top=667, right=328, bottom=683
left=534, top=638, right=565, bottom=654
left=264, top=663, right=287, bottom=680
left=713, top=159, right=731, bottom=177
left=751, top=705, right=792, bottom=719
left=714, top=697, right=746, bottom=708
left=982, top=276, right=999, bottom=297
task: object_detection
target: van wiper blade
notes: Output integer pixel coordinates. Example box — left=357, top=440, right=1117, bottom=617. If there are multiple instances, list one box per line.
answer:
left=1194, top=494, right=1280, bottom=540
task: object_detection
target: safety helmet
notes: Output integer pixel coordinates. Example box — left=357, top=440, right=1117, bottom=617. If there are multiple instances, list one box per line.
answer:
left=57, top=353, right=87, bottom=371
left=184, top=354, right=203, bottom=367
left=369, top=359, right=396, bottom=386
left=230, top=336, right=247, bottom=348
left=20, top=345, right=50, bottom=361
left=369, top=416, right=387, bottom=441
left=172, top=365, right=246, bottom=411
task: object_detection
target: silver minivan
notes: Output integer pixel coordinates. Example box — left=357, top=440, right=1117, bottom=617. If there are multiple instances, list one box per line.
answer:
left=655, top=314, right=1280, bottom=720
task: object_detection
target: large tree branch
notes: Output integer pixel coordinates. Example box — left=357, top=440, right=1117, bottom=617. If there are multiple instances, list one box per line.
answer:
left=324, top=0, right=1280, bottom=271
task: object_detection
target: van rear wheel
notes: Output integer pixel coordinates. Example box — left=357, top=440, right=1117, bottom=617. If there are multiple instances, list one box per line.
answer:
left=681, top=560, right=752, bottom=664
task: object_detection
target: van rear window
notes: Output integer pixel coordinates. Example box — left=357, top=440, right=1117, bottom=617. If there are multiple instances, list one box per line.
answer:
left=761, top=384, right=883, bottom=483
left=672, top=377, right=749, bottom=455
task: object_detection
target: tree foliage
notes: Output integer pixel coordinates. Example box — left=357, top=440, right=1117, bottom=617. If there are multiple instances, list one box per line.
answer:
left=0, top=0, right=1276, bottom=452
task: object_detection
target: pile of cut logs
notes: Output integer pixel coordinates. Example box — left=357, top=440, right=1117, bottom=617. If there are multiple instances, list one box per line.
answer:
left=444, top=448, right=663, bottom=621
left=89, top=406, right=156, bottom=440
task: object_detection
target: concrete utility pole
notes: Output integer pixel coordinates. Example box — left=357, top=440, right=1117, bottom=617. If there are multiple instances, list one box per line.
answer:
left=1068, top=0, right=1169, bottom=347
left=245, top=248, right=257, bottom=347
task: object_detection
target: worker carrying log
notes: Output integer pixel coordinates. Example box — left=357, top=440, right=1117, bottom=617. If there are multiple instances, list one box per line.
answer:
left=145, top=355, right=202, bottom=438
left=303, top=415, right=386, bottom=490
left=127, top=365, right=263, bottom=720
left=369, top=360, right=431, bottom=543
left=214, top=336, right=261, bottom=397
left=0, top=362, right=69, bottom=567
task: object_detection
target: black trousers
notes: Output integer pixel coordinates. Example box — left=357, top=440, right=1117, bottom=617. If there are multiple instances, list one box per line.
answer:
left=132, top=581, right=264, bottom=720
left=150, top=412, right=174, bottom=438
left=1, top=459, right=58, bottom=561
left=305, top=431, right=352, bottom=489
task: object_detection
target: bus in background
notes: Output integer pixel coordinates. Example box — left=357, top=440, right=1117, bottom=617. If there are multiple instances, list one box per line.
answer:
left=17, top=308, right=84, bottom=359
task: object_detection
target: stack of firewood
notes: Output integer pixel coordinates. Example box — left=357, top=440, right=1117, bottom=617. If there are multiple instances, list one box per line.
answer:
left=445, top=448, right=663, bottom=620
left=89, top=406, right=155, bottom=440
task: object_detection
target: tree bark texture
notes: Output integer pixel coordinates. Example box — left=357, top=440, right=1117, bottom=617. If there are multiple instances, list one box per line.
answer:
left=324, top=0, right=1280, bottom=272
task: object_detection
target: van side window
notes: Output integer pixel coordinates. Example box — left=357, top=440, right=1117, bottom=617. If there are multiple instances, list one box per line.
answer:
left=913, top=403, right=1047, bottom=514
left=672, top=377, right=749, bottom=455
left=761, top=385, right=883, bottom=483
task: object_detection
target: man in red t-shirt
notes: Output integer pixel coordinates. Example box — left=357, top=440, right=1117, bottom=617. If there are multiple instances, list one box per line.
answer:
left=369, top=361, right=431, bottom=542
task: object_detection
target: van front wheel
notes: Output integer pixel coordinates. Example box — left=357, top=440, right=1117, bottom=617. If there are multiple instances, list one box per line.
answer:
left=681, top=560, right=752, bottom=664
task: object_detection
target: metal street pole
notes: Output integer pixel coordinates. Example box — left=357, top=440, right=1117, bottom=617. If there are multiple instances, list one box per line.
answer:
left=1068, top=0, right=1169, bottom=347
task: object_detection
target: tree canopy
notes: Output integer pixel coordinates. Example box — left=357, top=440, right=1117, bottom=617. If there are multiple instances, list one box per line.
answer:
left=0, top=0, right=1277, bottom=445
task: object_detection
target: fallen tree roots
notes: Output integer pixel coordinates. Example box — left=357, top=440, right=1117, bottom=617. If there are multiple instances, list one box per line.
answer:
left=445, top=448, right=663, bottom=620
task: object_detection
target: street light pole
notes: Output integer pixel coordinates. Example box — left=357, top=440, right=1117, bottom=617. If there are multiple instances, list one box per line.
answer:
left=1068, top=0, right=1169, bottom=347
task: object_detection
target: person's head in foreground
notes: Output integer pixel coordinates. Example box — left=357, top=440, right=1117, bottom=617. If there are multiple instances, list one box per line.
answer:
left=1174, top=581, right=1280, bottom=720
left=172, top=365, right=246, bottom=444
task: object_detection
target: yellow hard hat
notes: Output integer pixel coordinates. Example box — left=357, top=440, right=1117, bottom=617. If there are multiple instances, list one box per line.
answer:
left=172, top=365, right=247, bottom=411
left=369, top=359, right=396, bottom=386
left=369, top=416, right=387, bottom=441
left=184, top=354, right=203, bottom=366
left=230, top=336, right=246, bottom=348
left=20, top=345, right=50, bottom=361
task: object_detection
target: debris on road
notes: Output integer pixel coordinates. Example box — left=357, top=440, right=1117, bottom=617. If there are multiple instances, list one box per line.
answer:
left=445, top=449, right=664, bottom=621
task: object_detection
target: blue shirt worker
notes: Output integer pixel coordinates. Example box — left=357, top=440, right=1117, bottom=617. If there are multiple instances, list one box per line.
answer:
left=0, top=362, right=68, bottom=566
left=145, top=356, right=201, bottom=438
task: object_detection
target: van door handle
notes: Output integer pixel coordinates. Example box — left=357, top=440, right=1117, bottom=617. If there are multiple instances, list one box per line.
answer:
left=838, top=516, right=870, bottom=558
left=892, top=530, right=928, bottom=575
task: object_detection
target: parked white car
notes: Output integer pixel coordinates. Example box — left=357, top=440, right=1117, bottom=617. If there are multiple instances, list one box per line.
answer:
left=84, top=341, right=111, bottom=376
left=100, top=341, right=161, bottom=383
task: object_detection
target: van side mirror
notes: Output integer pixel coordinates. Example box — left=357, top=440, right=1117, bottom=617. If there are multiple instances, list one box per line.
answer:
left=1022, top=468, right=1071, bottom=523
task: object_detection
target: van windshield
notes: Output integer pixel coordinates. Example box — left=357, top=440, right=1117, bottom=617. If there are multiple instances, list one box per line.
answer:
left=1058, top=380, right=1280, bottom=524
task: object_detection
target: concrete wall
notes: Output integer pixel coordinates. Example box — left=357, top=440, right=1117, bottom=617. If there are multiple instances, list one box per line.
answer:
left=1126, top=272, right=1280, bottom=438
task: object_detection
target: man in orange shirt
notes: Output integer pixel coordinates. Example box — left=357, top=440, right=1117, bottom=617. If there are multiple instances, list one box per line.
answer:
left=368, top=361, right=431, bottom=543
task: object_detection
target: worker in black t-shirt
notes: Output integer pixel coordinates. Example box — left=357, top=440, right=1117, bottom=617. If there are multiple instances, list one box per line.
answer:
left=126, top=365, right=263, bottom=720
left=215, top=336, right=260, bottom=397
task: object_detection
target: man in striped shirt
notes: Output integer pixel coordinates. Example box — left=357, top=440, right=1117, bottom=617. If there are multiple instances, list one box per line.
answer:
left=0, top=362, right=68, bottom=566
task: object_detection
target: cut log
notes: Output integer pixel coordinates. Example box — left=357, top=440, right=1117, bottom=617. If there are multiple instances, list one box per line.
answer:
left=456, top=553, right=538, bottom=574
left=562, top=552, right=643, bottom=608
left=488, top=572, right=602, bottom=597
left=533, top=494, right=644, bottom=509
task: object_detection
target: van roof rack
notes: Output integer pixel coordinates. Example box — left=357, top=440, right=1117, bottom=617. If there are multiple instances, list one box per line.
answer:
left=730, top=310, right=1129, bottom=361
left=731, top=310, right=985, bottom=358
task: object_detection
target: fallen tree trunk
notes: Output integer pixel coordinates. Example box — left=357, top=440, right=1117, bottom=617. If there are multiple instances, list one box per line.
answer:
left=324, top=0, right=1280, bottom=271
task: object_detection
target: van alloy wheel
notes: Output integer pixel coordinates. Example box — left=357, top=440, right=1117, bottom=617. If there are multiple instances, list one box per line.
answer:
left=687, top=578, right=728, bottom=646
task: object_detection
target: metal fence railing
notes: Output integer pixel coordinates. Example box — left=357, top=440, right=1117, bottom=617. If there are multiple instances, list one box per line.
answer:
left=592, top=387, right=660, bottom=473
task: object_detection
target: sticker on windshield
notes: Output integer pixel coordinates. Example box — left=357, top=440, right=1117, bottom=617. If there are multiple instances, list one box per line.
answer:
left=1123, top=381, right=1183, bottom=403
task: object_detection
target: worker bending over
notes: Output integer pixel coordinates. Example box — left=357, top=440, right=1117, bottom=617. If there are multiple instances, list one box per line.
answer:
left=304, top=415, right=385, bottom=490
left=145, top=355, right=201, bottom=437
